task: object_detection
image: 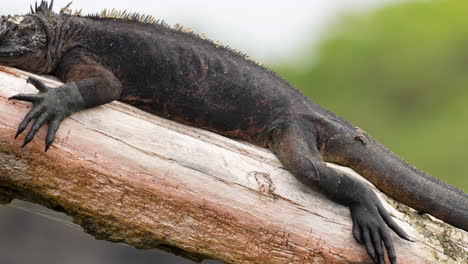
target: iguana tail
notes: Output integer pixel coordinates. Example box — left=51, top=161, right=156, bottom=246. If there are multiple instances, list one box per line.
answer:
left=322, top=129, right=468, bottom=231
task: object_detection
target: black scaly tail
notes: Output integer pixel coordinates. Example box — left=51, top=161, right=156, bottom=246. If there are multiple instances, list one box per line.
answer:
left=322, top=128, right=468, bottom=231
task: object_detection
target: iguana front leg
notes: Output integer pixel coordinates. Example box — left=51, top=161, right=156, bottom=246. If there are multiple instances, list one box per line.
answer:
left=9, top=49, right=122, bottom=150
left=267, top=119, right=411, bottom=264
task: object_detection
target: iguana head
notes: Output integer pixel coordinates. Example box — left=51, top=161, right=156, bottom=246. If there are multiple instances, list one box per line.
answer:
left=0, top=15, right=47, bottom=59
left=0, top=1, right=57, bottom=74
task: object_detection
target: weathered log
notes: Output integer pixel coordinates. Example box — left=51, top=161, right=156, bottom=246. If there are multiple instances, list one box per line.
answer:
left=0, top=66, right=466, bottom=263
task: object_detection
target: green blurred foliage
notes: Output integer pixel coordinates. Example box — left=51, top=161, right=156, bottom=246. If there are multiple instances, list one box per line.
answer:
left=273, top=0, right=468, bottom=190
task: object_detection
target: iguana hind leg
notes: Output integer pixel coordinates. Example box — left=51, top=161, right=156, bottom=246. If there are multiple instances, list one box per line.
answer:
left=266, top=119, right=410, bottom=264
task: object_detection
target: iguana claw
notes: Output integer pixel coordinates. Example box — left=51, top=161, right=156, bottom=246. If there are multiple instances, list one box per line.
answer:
left=9, top=77, right=84, bottom=151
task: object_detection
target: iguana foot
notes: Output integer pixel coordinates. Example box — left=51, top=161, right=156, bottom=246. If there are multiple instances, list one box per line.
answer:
left=350, top=188, right=412, bottom=264
left=9, top=77, right=84, bottom=151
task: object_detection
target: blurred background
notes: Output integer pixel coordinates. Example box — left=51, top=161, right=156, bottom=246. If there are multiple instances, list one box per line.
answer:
left=1, top=0, right=467, bottom=263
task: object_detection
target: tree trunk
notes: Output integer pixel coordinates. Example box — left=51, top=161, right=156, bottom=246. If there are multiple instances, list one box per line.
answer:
left=0, top=66, right=466, bottom=263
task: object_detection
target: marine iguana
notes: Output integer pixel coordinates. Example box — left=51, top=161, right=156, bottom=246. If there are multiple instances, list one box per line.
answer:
left=0, top=1, right=466, bottom=263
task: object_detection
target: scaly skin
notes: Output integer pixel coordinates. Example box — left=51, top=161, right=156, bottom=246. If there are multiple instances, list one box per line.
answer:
left=1, top=2, right=467, bottom=264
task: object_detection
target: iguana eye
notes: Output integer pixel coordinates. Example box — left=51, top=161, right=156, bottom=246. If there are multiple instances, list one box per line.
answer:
left=0, top=26, right=10, bottom=43
left=0, top=24, right=6, bottom=36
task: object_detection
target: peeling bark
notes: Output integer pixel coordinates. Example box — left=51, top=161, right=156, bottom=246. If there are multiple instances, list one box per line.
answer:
left=0, top=66, right=466, bottom=263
